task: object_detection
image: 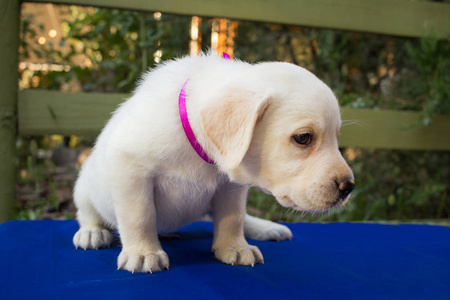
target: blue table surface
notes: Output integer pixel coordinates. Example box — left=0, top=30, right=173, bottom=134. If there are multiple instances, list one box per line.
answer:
left=0, top=220, right=449, bottom=300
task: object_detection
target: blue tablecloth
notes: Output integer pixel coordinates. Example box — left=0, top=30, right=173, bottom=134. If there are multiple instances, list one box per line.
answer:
left=0, top=220, right=449, bottom=299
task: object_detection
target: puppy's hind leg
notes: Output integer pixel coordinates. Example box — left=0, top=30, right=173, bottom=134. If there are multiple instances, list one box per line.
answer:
left=244, top=214, right=293, bottom=241
left=73, top=178, right=114, bottom=250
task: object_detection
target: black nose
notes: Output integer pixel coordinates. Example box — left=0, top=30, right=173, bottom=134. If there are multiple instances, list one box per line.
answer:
left=338, top=179, right=355, bottom=199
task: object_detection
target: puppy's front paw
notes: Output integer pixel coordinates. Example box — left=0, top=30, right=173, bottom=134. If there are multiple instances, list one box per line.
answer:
left=214, top=245, right=264, bottom=267
left=73, top=226, right=114, bottom=250
left=118, top=249, right=169, bottom=273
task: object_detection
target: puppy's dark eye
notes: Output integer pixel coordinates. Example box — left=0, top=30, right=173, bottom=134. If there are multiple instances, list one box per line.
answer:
left=293, top=133, right=312, bottom=145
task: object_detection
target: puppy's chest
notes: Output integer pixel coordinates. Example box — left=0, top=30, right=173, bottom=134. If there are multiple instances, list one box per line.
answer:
left=154, top=174, right=219, bottom=202
left=153, top=171, right=224, bottom=231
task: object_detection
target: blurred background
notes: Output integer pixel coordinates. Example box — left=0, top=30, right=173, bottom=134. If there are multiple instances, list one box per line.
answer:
left=16, top=2, right=449, bottom=224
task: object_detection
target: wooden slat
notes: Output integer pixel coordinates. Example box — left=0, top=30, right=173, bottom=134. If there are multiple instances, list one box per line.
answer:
left=340, top=108, right=450, bottom=151
left=26, top=0, right=450, bottom=39
left=0, top=0, right=20, bottom=222
left=18, top=90, right=450, bottom=151
left=18, top=90, right=127, bottom=137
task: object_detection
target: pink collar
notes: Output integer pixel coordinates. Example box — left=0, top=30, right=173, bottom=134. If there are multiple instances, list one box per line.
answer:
left=178, top=79, right=215, bottom=164
left=178, top=53, right=230, bottom=164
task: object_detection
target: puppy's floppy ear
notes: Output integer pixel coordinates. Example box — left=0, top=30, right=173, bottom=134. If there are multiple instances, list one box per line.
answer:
left=201, top=90, right=270, bottom=170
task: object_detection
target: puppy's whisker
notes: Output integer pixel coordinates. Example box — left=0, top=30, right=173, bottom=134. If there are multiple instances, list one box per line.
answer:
left=295, top=210, right=303, bottom=222
left=265, top=201, right=278, bottom=211
left=350, top=161, right=363, bottom=167
left=283, top=208, right=295, bottom=221
left=342, top=119, right=364, bottom=127
left=298, top=210, right=307, bottom=220
left=287, top=208, right=296, bottom=219
left=342, top=119, right=371, bottom=133
left=342, top=119, right=360, bottom=125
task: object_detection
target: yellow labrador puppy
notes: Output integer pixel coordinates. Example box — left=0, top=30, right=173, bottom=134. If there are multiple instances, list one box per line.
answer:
left=73, top=52, right=355, bottom=273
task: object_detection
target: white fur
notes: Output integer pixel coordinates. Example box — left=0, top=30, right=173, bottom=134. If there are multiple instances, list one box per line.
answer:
left=73, top=52, right=353, bottom=273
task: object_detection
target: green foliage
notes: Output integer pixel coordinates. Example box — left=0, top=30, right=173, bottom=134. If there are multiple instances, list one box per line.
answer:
left=235, top=23, right=450, bottom=118
left=15, top=137, right=77, bottom=220
left=20, top=8, right=190, bottom=93
left=339, top=150, right=449, bottom=222
left=405, top=36, right=450, bottom=124
left=62, top=9, right=189, bottom=92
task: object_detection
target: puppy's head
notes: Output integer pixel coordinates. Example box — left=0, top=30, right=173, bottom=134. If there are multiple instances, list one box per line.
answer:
left=201, top=62, right=354, bottom=212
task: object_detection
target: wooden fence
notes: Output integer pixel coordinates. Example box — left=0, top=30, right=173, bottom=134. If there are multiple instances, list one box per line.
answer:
left=1, top=0, right=450, bottom=222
